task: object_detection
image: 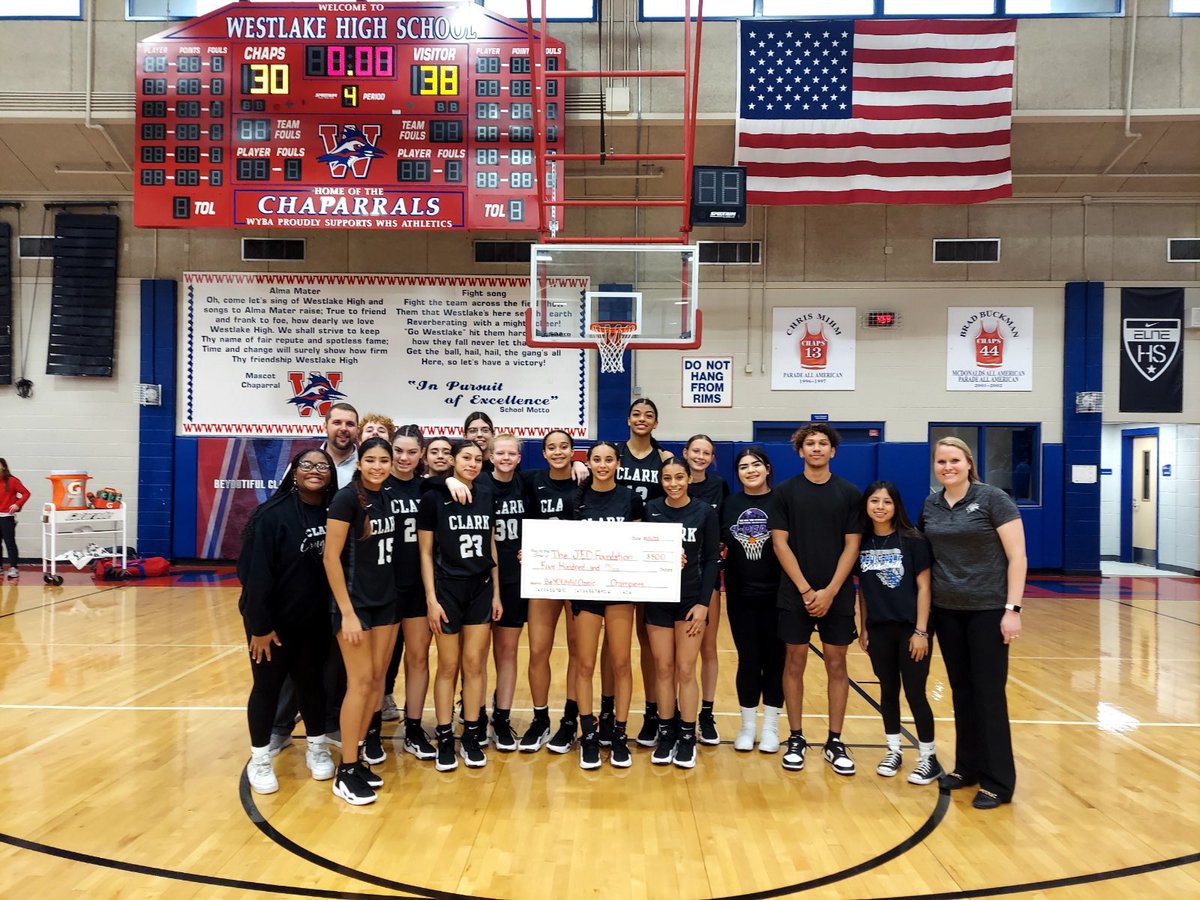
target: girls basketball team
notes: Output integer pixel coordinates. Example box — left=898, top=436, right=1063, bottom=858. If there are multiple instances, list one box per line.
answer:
left=241, top=402, right=1026, bottom=812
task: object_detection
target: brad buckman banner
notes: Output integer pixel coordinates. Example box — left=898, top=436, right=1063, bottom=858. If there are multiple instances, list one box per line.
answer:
left=946, top=307, right=1033, bottom=391
left=1120, top=287, right=1184, bottom=413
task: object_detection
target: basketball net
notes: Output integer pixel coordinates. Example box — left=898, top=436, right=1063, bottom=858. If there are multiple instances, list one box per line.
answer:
left=733, top=532, right=765, bottom=561
left=590, top=322, right=637, bottom=373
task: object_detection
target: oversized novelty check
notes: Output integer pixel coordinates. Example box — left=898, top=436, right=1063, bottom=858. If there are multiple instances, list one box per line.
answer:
left=520, top=520, right=682, bottom=604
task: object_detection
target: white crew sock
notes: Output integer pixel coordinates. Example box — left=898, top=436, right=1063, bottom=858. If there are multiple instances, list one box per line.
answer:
left=885, top=733, right=902, bottom=753
left=918, top=740, right=936, bottom=759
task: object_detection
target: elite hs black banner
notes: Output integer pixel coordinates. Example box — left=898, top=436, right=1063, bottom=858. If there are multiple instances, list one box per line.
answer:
left=1120, top=287, right=1184, bottom=413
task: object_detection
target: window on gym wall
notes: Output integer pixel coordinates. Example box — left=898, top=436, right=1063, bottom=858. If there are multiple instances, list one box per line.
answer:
left=929, top=424, right=1040, bottom=505
left=647, top=0, right=1122, bottom=17
left=128, top=0, right=598, bottom=21
left=479, top=0, right=597, bottom=20
left=754, top=422, right=884, bottom=444
left=642, top=0, right=753, bottom=18
left=0, top=0, right=80, bottom=17
left=1170, top=0, right=1200, bottom=13
left=884, top=0, right=994, bottom=13
left=1005, top=0, right=1121, bottom=12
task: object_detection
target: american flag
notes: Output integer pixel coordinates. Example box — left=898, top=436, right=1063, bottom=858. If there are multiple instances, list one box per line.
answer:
left=735, top=19, right=1016, bottom=205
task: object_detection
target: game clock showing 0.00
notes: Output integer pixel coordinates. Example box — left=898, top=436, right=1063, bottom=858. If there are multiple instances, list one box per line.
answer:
left=132, top=1, right=566, bottom=231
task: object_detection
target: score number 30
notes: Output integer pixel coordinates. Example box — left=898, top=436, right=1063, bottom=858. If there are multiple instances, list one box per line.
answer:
left=242, top=63, right=289, bottom=95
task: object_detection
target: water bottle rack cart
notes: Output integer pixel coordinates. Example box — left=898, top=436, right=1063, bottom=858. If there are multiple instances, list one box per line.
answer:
left=40, top=503, right=128, bottom=586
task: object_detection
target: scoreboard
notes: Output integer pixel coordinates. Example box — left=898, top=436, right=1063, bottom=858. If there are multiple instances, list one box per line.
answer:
left=134, top=2, right=565, bottom=230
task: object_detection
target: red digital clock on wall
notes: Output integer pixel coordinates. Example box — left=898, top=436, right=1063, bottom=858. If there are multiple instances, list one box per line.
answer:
left=134, top=1, right=565, bottom=231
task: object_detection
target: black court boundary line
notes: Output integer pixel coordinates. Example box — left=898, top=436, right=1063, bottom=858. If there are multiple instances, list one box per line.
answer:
left=0, top=831, right=424, bottom=899
left=708, top=791, right=950, bottom=900
left=1106, top=597, right=1200, bottom=627
left=0, top=583, right=121, bottom=620
left=240, top=770, right=480, bottom=900
left=242, top=643, right=942, bottom=900
left=877, top=850, right=1200, bottom=899
left=243, top=766, right=949, bottom=900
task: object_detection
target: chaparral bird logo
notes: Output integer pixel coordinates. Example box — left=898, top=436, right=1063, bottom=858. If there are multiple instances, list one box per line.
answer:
left=287, top=372, right=347, bottom=418
left=316, top=124, right=385, bottom=178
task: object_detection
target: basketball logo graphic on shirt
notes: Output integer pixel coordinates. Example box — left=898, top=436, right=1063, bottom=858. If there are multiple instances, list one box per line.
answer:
left=730, top=507, right=769, bottom=561
left=798, top=323, right=829, bottom=370
left=974, top=320, right=1004, bottom=368
left=861, top=547, right=904, bottom=589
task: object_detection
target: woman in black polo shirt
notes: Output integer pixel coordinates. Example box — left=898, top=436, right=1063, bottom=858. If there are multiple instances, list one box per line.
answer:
left=920, top=437, right=1026, bottom=810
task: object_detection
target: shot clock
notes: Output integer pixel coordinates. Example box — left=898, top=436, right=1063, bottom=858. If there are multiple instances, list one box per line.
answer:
left=134, top=1, right=566, bottom=230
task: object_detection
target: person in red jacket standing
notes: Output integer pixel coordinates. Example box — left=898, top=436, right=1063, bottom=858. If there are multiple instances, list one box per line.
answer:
left=0, top=459, right=31, bottom=578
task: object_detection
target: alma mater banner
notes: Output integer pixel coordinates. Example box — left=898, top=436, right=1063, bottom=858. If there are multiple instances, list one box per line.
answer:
left=180, top=272, right=589, bottom=437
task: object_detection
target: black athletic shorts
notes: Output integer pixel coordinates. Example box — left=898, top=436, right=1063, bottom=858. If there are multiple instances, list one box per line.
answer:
left=332, top=600, right=396, bottom=634
left=398, top=583, right=427, bottom=621
left=644, top=597, right=704, bottom=629
left=435, top=573, right=494, bottom=635
left=777, top=607, right=857, bottom=647
left=572, top=600, right=633, bottom=619
left=495, top=580, right=528, bottom=629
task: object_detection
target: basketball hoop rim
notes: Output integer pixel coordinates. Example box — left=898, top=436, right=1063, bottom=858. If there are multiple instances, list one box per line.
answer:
left=524, top=307, right=704, bottom=351
left=589, top=321, right=638, bottom=336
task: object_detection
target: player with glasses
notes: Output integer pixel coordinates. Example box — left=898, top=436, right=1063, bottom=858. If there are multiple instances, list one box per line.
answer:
left=241, top=448, right=339, bottom=795
left=463, top=412, right=495, bottom=471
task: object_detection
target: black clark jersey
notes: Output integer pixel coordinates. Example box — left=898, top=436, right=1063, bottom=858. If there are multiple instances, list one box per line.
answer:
left=688, top=473, right=729, bottom=511
left=574, top=485, right=643, bottom=523
left=644, top=497, right=720, bottom=604
left=617, top=443, right=664, bottom=502
left=417, top=482, right=496, bottom=578
left=491, top=474, right=530, bottom=585
left=383, top=474, right=423, bottom=590
left=327, top=485, right=398, bottom=612
left=526, top=469, right=577, bottom=520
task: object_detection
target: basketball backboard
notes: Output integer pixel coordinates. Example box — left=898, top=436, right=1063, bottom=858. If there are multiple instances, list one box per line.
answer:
left=526, top=243, right=702, bottom=350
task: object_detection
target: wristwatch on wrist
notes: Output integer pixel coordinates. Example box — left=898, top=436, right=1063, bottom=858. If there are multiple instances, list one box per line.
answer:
left=1004, top=603, right=1022, bottom=613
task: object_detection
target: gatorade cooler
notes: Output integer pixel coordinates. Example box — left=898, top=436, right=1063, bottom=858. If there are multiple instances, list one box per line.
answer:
left=47, top=471, right=91, bottom=509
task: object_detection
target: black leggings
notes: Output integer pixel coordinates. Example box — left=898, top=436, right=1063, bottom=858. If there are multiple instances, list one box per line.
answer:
left=866, top=621, right=934, bottom=742
left=725, top=586, right=785, bottom=709
left=0, top=517, right=17, bottom=568
left=247, top=621, right=330, bottom=748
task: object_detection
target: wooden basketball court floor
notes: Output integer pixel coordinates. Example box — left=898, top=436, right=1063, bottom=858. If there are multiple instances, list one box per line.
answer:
left=1, top=569, right=1198, bottom=899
